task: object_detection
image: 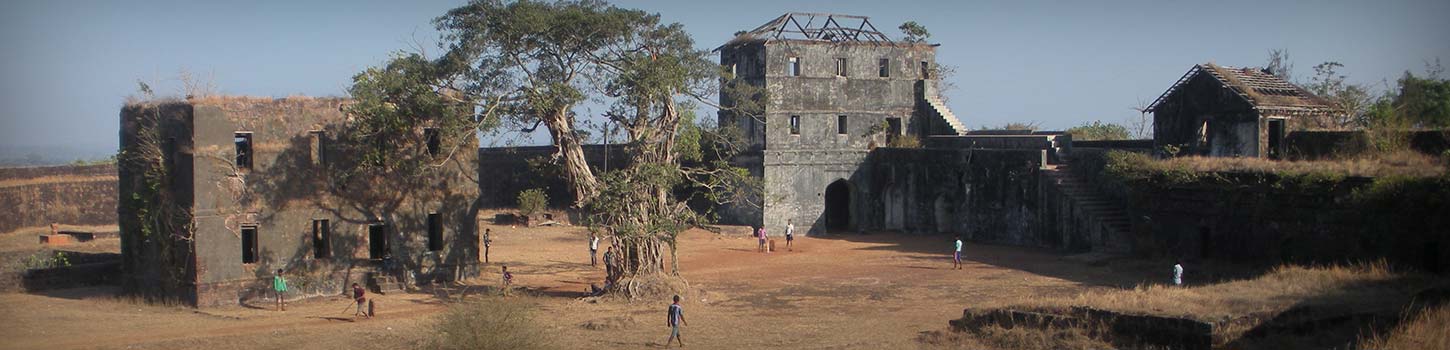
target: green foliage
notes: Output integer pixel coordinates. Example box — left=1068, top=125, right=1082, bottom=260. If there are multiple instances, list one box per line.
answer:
left=898, top=21, right=930, bottom=43
left=516, top=188, right=548, bottom=217
left=24, top=251, right=71, bottom=270
left=344, top=52, right=480, bottom=173
left=1305, top=61, right=1374, bottom=129
left=979, top=122, right=1039, bottom=131
left=888, top=135, right=922, bottom=148
left=1369, top=71, right=1450, bottom=129
left=1065, top=121, right=1130, bottom=141
left=426, top=299, right=550, bottom=350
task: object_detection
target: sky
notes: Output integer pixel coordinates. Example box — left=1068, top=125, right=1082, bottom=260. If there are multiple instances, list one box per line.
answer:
left=2, top=0, right=1447, bottom=160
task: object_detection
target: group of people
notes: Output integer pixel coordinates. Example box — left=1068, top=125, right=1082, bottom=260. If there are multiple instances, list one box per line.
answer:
left=753, top=219, right=797, bottom=253
left=269, top=269, right=371, bottom=319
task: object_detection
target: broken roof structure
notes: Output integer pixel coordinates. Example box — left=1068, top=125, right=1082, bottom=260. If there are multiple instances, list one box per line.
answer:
left=1148, top=63, right=1338, bottom=116
left=719, top=12, right=902, bottom=49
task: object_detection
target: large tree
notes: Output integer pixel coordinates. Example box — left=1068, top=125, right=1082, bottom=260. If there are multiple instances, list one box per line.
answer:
left=348, top=0, right=757, bottom=297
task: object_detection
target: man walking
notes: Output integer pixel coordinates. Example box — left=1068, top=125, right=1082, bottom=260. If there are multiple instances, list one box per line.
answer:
left=590, top=234, right=600, bottom=267
left=273, top=269, right=288, bottom=311
left=785, top=219, right=795, bottom=251
left=952, top=236, right=964, bottom=270
left=665, top=295, right=688, bottom=347
left=603, top=246, right=616, bottom=281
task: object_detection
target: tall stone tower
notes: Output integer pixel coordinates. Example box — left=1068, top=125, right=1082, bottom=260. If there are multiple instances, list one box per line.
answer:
left=717, top=13, right=965, bottom=235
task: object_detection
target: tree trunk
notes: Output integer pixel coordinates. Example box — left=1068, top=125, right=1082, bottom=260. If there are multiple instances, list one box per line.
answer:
left=543, top=108, right=600, bottom=207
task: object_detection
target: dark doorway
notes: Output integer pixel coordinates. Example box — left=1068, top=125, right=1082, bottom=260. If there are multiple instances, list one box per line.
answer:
left=368, top=223, right=389, bottom=260
left=824, top=180, right=851, bottom=231
left=241, top=225, right=258, bottom=264
left=1267, top=119, right=1285, bottom=159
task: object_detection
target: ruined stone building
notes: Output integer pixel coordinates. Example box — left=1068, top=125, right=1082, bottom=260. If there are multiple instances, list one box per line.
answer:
left=717, top=13, right=977, bottom=234
left=1148, top=63, right=1340, bottom=158
left=119, top=97, right=480, bottom=307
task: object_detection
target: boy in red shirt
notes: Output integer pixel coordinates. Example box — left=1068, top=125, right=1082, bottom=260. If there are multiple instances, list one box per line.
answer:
left=352, top=283, right=370, bottom=319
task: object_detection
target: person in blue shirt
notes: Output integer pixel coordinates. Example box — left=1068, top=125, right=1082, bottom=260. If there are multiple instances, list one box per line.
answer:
left=666, top=294, right=688, bottom=347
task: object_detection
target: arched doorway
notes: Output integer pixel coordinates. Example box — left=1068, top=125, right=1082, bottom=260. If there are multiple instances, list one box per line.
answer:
left=824, top=179, right=851, bottom=231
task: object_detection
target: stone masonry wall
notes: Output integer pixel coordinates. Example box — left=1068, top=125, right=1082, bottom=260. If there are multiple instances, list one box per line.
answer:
left=0, top=164, right=117, bottom=234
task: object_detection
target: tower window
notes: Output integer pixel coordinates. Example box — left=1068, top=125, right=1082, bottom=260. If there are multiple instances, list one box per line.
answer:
left=424, top=128, right=441, bottom=157
left=312, top=219, right=331, bottom=259
left=309, top=130, right=325, bottom=166
left=427, top=212, right=443, bottom=252
left=837, top=115, right=848, bottom=135
left=835, top=58, right=847, bottom=77
left=234, top=132, right=253, bottom=171
left=789, top=116, right=800, bottom=135
left=878, top=58, right=890, bottom=77
left=788, top=57, right=800, bottom=76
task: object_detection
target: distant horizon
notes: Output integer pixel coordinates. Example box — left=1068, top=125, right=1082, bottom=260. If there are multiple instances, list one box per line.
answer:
left=3, top=0, right=1447, bottom=161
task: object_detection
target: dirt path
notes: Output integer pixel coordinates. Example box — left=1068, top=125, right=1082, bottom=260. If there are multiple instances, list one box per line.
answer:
left=0, top=226, right=1157, bottom=349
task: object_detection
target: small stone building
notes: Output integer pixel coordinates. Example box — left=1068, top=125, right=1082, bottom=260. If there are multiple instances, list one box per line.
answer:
left=1148, top=63, right=1340, bottom=158
left=119, top=96, right=480, bottom=307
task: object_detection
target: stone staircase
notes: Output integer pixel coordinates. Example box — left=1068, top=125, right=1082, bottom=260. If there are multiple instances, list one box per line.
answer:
left=1042, top=166, right=1132, bottom=253
left=368, top=271, right=404, bottom=294
left=924, top=96, right=968, bottom=136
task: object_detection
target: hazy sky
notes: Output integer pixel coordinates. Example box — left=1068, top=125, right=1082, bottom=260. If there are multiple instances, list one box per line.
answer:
left=2, top=0, right=1447, bottom=157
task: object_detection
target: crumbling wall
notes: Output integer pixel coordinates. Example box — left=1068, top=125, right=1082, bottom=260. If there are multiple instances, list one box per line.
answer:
left=0, top=164, right=117, bottom=234
left=121, top=97, right=484, bottom=307
left=858, top=148, right=1048, bottom=245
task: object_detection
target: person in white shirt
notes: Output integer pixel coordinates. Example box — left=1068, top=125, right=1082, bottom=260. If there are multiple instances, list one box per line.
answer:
left=785, top=220, right=795, bottom=251
left=1173, top=261, right=1184, bottom=286
left=953, top=236, right=964, bottom=270
left=589, top=234, right=600, bottom=267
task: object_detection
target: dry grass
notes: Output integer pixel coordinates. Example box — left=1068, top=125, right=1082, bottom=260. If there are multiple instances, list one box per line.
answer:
left=1029, top=263, right=1409, bottom=320
left=1362, top=303, right=1450, bottom=350
left=425, top=297, right=552, bottom=350
left=965, top=262, right=1437, bottom=347
left=918, top=325, right=1115, bottom=350
left=1161, top=151, right=1445, bottom=178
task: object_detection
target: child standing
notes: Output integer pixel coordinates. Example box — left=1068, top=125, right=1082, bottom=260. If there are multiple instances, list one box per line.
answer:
left=273, top=269, right=287, bottom=311
left=785, top=220, right=795, bottom=251
left=590, top=234, right=600, bottom=267
left=952, top=236, right=963, bottom=270
left=756, top=226, right=768, bottom=253
left=501, top=265, right=514, bottom=296
left=483, top=228, right=492, bottom=264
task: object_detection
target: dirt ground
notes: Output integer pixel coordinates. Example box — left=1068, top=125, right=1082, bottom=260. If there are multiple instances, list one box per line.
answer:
left=0, top=224, right=1168, bottom=349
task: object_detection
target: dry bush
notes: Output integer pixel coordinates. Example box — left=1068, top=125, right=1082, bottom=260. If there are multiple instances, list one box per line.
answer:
left=426, top=297, right=551, bottom=350
left=1040, top=263, right=1403, bottom=320
left=1162, top=151, right=1444, bottom=178
left=1362, top=303, right=1450, bottom=350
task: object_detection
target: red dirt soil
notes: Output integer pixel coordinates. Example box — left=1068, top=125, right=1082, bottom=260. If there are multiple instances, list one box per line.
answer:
left=0, top=225, right=1159, bottom=349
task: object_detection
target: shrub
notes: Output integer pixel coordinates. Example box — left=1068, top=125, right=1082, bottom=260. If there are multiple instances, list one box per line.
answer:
left=1065, top=120, right=1130, bottom=141
left=516, top=188, right=548, bottom=217
left=426, top=299, right=550, bottom=350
